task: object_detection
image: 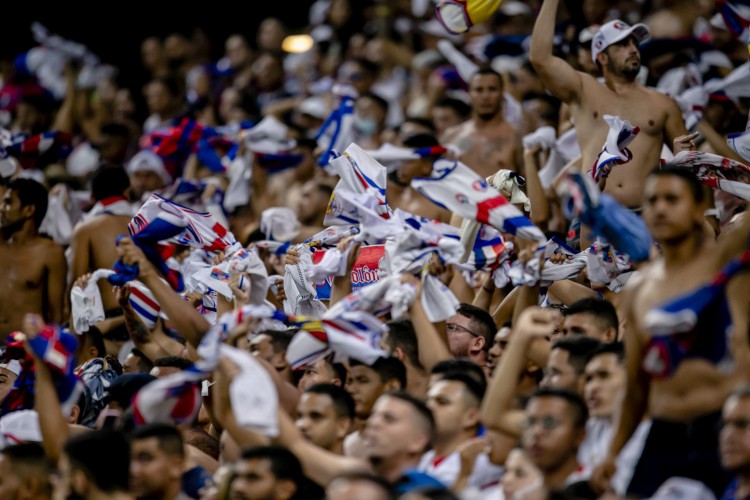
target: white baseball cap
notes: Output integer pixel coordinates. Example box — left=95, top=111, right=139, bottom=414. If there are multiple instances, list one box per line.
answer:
left=591, top=19, right=650, bottom=63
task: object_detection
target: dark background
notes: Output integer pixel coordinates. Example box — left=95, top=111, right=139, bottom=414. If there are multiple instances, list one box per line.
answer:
left=2, top=5, right=316, bottom=88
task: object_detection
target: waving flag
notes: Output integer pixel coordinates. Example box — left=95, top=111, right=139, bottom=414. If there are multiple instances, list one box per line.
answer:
left=1, top=326, right=83, bottom=417
left=108, top=194, right=238, bottom=292
left=325, top=143, right=392, bottom=226
left=411, top=158, right=546, bottom=243
left=316, top=84, right=357, bottom=167
left=642, top=247, right=750, bottom=378
left=3, top=131, right=72, bottom=170
left=286, top=311, right=389, bottom=370
left=556, top=171, right=652, bottom=262
left=667, top=150, right=750, bottom=201
left=718, top=0, right=750, bottom=37
left=146, top=117, right=204, bottom=178
left=590, top=115, right=640, bottom=182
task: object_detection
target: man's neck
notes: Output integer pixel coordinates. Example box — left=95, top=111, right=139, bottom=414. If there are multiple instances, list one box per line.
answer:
left=329, top=439, right=345, bottom=455
left=660, top=233, right=707, bottom=269
left=472, top=112, right=503, bottom=129
left=544, top=455, right=580, bottom=489
left=432, top=429, right=477, bottom=458
left=604, top=73, right=638, bottom=93
left=372, top=454, right=420, bottom=484
left=4, top=225, right=37, bottom=245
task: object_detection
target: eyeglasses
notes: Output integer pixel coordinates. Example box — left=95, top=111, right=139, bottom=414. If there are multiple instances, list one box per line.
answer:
left=446, top=323, right=479, bottom=337
left=523, top=416, right=562, bottom=431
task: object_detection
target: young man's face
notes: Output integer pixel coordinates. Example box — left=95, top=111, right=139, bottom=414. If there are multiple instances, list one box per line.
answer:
left=720, top=396, right=750, bottom=471
left=602, top=36, right=641, bottom=79
left=541, top=349, right=580, bottom=394
left=295, top=392, right=349, bottom=451
left=522, top=397, right=582, bottom=473
left=584, top=353, right=625, bottom=418
left=230, top=458, right=283, bottom=500
left=363, top=396, right=428, bottom=460
left=346, top=365, right=387, bottom=420
left=562, top=313, right=612, bottom=342
left=643, top=175, right=703, bottom=244
left=130, top=437, right=182, bottom=499
left=469, top=73, right=503, bottom=120
left=426, top=380, right=475, bottom=441
left=297, top=359, right=339, bottom=391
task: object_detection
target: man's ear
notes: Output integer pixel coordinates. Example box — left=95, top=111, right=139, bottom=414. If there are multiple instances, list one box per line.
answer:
left=274, top=478, right=297, bottom=500
left=21, top=204, right=35, bottom=221
left=68, top=404, right=81, bottom=424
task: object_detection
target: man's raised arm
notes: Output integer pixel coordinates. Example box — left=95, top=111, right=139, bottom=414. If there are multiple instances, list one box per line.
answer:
left=529, top=0, right=583, bottom=103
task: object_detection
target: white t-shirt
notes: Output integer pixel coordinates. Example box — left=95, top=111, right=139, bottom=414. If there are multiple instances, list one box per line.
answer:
left=418, top=449, right=504, bottom=490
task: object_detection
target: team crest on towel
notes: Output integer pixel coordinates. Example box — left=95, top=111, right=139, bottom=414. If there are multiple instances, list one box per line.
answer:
left=209, top=268, right=230, bottom=282
left=455, top=193, right=469, bottom=204
left=472, top=179, right=489, bottom=192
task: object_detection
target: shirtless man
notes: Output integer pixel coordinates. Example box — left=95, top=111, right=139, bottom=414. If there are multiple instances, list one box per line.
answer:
left=391, top=134, right=452, bottom=223
left=0, top=178, right=66, bottom=337
left=70, top=164, right=133, bottom=313
left=530, top=3, right=693, bottom=208
left=592, top=168, right=750, bottom=497
left=442, top=68, right=521, bottom=179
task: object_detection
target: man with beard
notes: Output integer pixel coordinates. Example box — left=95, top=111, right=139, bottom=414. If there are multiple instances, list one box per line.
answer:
left=0, top=178, right=66, bottom=338
left=445, top=304, right=498, bottom=374
left=442, top=68, right=522, bottom=179
left=530, top=5, right=693, bottom=209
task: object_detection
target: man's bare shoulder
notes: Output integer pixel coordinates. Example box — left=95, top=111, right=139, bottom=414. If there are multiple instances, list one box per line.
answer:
left=74, top=213, right=131, bottom=234
left=442, top=120, right=472, bottom=142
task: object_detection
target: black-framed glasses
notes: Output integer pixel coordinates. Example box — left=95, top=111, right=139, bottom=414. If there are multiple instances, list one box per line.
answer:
left=446, top=323, right=479, bottom=337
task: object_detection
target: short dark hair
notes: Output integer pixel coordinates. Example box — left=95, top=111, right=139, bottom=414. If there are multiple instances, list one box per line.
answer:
left=1, top=442, right=52, bottom=489
left=550, top=336, right=603, bottom=375
left=8, top=178, right=48, bottom=228
left=384, top=391, right=435, bottom=441
left=263, top=329, right=296, bottom=354
left=564, top=297, right=619, bottom=336
left=91, top=163, right=130, bottom=201
left=470, top=67, right=503, bottom=89
left=130, top=348, right=155, bottom=373
left=304, top=383, right=355, bottom=419
left=349, top=356, right=407, bottom=390
left=528, top=387, right=588, bottom=428
left=437, top=370, right=486, bottom=404
left=84, top=325, right=106, bottom=358
left=129, top=422, right=184, bottom=456
left=585, top=341, right=625, bottom=366
left=360, top=92, right=389, bottom=115
left=402, top=133, right=440, bottom=151
left=649, top=166, right=705, bottom=204
left=329, top=471, right=395, bottom=499
left=434, top=97, right=471, bottom=119
left=241, top=445, right=304, bottom=486
left=315, top=182, right=334, bottom=200
left=64, top=430, right=131, bottom=492
left=431, top=359, right=485, bottom=387
left=384, top=318, right=423, bottom=370
left=402, top=116, right=436, bottom=133
left=153, top=356, right=193, bottom=370
left=457, top=303, right=496, bottom=352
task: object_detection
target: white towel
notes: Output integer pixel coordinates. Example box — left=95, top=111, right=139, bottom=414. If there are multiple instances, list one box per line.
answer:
left=284, top=246, right=328, bottom=318
left=260, top=207, right=301, bottom=242
left=70, top=269, right=116, bottom=333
